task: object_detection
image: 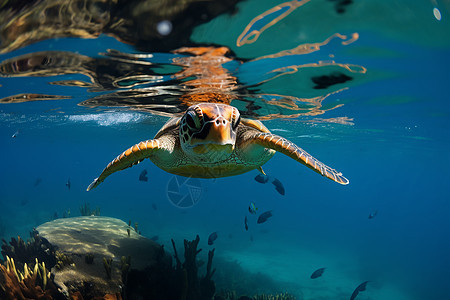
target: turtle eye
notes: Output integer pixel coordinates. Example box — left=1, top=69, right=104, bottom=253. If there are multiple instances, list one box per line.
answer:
left=231, top=108, right=240, bottom=130
left=232, top=115, right=240, bottom=130
left=185, top=111, right=201, bottom=130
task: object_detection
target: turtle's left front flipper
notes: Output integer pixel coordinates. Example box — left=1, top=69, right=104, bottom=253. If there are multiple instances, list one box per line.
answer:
left=87, top=139, right=166, bottom=191
left=252, top=133, right=349, bottom=185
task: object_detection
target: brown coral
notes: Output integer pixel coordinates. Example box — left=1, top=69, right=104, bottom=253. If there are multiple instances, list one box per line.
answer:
left=0, top=257, right=63, bottom=300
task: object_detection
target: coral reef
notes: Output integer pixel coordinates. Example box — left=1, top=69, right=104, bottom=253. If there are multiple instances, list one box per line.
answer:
left=79, top=203, right=101, bottom=216
left=0, top=256, right=65, bottom=300
left=36, top=216, right=168, bottom=298
left=1, top=229, right=56, bottom=271
left=102, top=257, right=113, bottom=280
left=213, top=292, right=296, bottom=300
left=253, top=293, right=296, bottom=300
left=124, top=235, right=216, bottom=299
left=1, top=216, right=293, bottom=300
left=54, top=251, right=75, bottom=270
left=172, top=234, right=216, bottom=300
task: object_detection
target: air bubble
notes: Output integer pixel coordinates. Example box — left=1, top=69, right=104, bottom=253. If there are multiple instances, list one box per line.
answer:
left=157, top=20, right=173, bottom=36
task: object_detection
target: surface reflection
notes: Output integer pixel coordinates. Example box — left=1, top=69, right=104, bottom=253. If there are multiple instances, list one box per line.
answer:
left=0, top=32, right=365, bottom=120
left=0, top=0, right=241, bottom=54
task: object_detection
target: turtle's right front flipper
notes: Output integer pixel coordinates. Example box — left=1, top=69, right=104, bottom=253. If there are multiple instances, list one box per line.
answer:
left=87, top=139, right=164, bottom=191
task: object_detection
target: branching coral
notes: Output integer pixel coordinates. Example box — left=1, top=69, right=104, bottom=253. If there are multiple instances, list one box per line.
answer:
left=1, top=229, right=57, bottom=270
left=0, top=256, right=64, bottom=300
left=79, top=203, right=101, bottom=216
left=172, top=235, right=216, bottom=300
left=253, top=293, right=296, bottom=300
left=54, top=251, right=75, bottom=270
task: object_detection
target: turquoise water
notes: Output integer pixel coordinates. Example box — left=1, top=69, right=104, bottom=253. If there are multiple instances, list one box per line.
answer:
left=1, top=0, right=450, bottom=299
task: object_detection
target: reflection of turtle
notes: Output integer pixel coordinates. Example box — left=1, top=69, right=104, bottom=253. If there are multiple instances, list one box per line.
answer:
left=87, top=103, right=348, bottom=191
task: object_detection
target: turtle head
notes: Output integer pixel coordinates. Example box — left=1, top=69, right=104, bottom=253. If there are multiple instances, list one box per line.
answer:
left=179, top=103, right=240, bottom=162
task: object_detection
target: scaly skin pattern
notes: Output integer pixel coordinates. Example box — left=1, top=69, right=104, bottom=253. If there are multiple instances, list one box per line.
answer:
left=87, top=103, right=348, bottom=191
left=87, top=139, right=164, bottom=191
left=253, top=132, right=349, bottom=185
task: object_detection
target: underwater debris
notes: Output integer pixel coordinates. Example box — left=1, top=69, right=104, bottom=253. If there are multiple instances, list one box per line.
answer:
left=79, top=202, right=100, bottom=216
left=0, top=256, right=64, bottom=300
left=1, top=229, right=56, bottom=270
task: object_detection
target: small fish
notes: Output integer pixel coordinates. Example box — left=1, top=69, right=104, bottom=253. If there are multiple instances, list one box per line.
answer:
left=310, top=267, right=326, bottom=279
left=368, top=210, right=378, bottom=219
left=350, top=281, right=369, bottom=300
left=152, top=203, right=158, bottom=210
left=244, top=216, right=249, bottom=231
left=150, top=235, right=159, bottom=241
left=139, top=169, right=148, bottom=182
left=254, top=174, right=269, bottom=183
left=33, top=178, right=42, bottom=187
left=208, top=232, right=218, bottom=245
left=66, top=178, right=71, bottom=190
left=12, top=129, right=20, bottom=138
left=257, top=210, right=273, bottom=224
left=271, top=178, right=285, bottom=195
left=248, top=202, right=258, bottom=214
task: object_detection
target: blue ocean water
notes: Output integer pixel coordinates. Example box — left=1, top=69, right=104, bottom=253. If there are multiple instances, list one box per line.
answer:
left=1, top=0, right=450, bottom=299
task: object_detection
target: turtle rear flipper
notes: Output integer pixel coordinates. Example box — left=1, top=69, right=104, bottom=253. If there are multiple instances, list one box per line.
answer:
left=87, top=139, right=167, bottom=191
left=252, top=133, right=349, bottom=185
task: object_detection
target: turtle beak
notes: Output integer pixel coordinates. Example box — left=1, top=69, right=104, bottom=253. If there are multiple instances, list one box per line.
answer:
left=191, top=117, right=236, bottom=155
left=206, top=117, right=234, bottom=146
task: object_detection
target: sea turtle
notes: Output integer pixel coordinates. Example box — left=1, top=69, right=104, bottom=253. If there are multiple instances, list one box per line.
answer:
left=87, top=103, right=348, bottom=191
